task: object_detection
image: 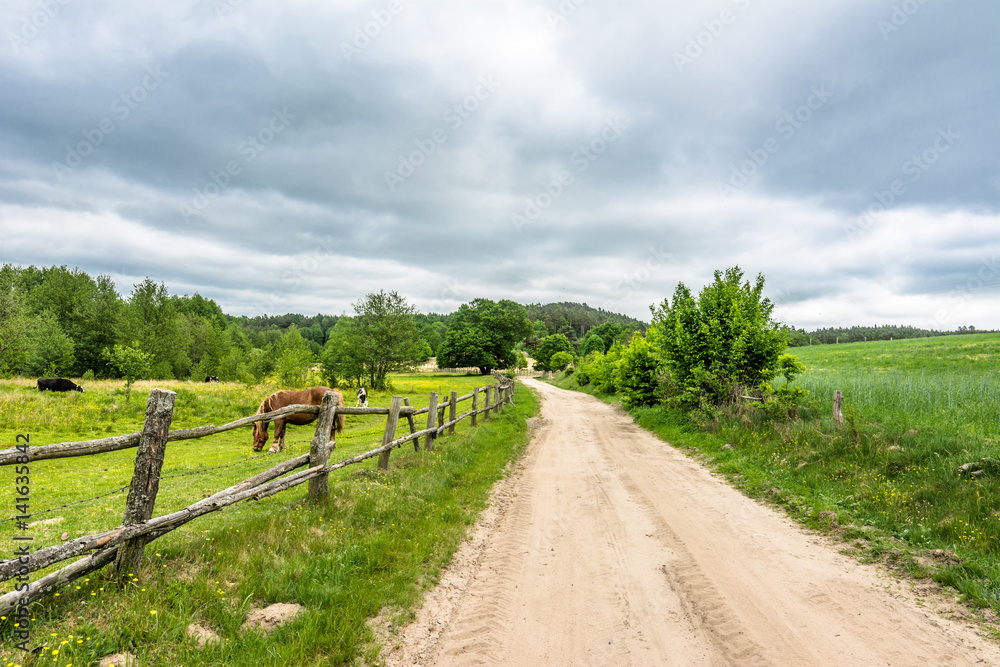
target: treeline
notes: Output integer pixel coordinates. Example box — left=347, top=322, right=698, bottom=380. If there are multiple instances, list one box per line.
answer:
left=785, top=324, right=992, bottom=346
left=0, top=264, right=642, bottom=385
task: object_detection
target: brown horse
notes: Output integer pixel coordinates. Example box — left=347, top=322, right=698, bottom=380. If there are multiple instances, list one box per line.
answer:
left=252, top=387, right=346, bottom=453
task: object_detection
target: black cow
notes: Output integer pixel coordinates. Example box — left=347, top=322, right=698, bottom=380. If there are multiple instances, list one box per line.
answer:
left=37, top=378, right=84, bottom=393
left=204, top=376, right=219, bottom=383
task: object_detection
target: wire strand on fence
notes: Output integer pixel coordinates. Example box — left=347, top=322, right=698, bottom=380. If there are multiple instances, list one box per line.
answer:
left=1, top=484, right=132, bottom=524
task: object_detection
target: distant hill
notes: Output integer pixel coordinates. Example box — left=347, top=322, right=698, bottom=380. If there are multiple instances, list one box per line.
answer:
left=525, top=302, right=646, bottom=342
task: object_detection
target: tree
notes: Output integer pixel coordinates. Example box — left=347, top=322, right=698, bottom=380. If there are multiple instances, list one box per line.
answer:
left=351, top=291, right=421, bottom=390
left=0, top=266, right=31, bottom=376
left=534, top=333, right=573, bottom=372
left=21, top=310, right=76, bottom=377
left=436, top=299, right=532, bottom=374
left=320, top=317, right=366, bottom=388
left=122, top=278, right=185, bottom=378
left=651, top=266, right=787, bottom=408
left=549, top=351, right=573, bottom=372
left=102, top=344, right=151, bottom=403
left=274, top=325, right=314, bottom=387
left=615, top=334, right=660, bottom=408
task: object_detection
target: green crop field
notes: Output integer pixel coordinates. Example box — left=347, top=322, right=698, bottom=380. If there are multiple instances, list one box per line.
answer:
left=0, top=375, right=538, bottom=666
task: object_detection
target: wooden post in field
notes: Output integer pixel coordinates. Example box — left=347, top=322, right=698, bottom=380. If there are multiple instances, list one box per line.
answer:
left=378, top=397, right=403, bottom=470
left=494, top=384, right=503, bottom=415
left=114, top=388, right=176, bottom=579
left=449, top=391, right=457, bottom=435
left=425, top=392, right=438, bottom=451
left=471, top=387, right=479, bottom=427
left=482, top=386, right=491, bottom=421
left=403, top=398, right=419, bottom=451
left=833, top=390, right=844, bottom=426
left=307, top=391, right=339, bottom=502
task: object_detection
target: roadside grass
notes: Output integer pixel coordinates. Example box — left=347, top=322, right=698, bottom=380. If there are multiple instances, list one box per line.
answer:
left=551, top=334, right=1000, bottom=619
left=0, top=374, right=537, bottom=665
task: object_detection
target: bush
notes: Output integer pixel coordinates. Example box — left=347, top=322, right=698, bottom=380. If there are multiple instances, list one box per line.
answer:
left=615, top=334, right=660, bottom=408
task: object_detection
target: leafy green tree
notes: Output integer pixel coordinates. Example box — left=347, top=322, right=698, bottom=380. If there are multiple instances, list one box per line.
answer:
left=436, top=299, right=532, bottom=374
left=549, top=351, right=573, bottom=372
left=102, top=344, right=151, bottom=403
left=534, top=333, right=573, bottom=372
left=21, top=310, right=76, bottom=377
left=0, top=266, right=31, bottom=376
left=614, top=334, right=660, bottom=408
left=581, top=333, right=606, bottom=356
left=351, top=291, right=421, bottom=390
left=320, top=317, right=366, bottom=388
left=122, top=278, right=185, bottom=378
left=651, top=266, right=787, bottom=408
left=75, top=274, right=122, bottom=376
left=274, top=325, right=314, bottom=387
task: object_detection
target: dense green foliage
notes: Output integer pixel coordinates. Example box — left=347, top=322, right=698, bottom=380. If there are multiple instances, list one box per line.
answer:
left=533, top=333, right=573, bottom=372
left=436, top=299, right=532, bottom=374
left=652, top=267, right=789, bottom=408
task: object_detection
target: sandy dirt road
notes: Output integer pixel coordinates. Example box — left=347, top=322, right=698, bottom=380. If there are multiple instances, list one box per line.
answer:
left=382, top=379, right=1000, bottom=666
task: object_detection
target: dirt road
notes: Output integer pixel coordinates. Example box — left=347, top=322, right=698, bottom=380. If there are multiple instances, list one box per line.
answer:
left=382, top=379, right=1000, bottom=666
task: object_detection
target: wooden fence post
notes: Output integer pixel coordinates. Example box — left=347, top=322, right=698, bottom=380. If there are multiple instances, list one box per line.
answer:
left=833, top=390, right=844, bottom=426
left=114, top=388, right=176, bottom=579
left=378, top=397, right=403, bottom=470
left=403, top=398, right=418, bottom=451
left=471, top=387, right=479, bottom=427
left=307, top=391, right=339, bottom=502
left=494, top=384, right=502, bottom=415
left=482, top=386, right=491, bottom=421
left=449, top=391, right=457, bottom=435
left=425, top=392, right=438, bottom=451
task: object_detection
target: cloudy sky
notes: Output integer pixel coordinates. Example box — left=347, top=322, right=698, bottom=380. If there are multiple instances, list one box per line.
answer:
left=1, top=1, right=998, bottom=330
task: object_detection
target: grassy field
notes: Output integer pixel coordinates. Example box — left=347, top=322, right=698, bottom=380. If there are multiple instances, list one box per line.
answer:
left=0, top=374, right=538, bottom=666
left=553, top=333, right=1000, bottom=620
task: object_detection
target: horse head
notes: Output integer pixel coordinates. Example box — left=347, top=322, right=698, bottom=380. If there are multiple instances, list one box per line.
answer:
left=252, top=420, right=269, bottom=452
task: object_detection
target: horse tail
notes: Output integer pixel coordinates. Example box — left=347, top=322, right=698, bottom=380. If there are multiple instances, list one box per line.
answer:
left=335, top=389, right=346, bottom=433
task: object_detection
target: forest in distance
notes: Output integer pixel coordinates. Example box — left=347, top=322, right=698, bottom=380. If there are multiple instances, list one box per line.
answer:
left=0, top=263, right=989, bottom=382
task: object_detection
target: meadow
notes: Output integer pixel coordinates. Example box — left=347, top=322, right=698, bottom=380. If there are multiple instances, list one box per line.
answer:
left=0, top=374, right=538, bottom=666
left=555, top=333, right=1000, bottom=619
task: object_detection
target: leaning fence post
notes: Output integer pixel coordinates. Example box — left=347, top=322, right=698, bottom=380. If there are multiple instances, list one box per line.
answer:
left=378, top=396, right=403, bottom=470
left=449, top=391, right=457, bottom=435
left=308, top=391, right=339, bottom=502
left=403, top=398, right=418, bottom=451
left=471, top=387, right=479, bottom=427
left=833, top=390, right=844, bottom=426
left=425, top=392, right=438, bottom=451
left=114, top=388, right=176, bottom=580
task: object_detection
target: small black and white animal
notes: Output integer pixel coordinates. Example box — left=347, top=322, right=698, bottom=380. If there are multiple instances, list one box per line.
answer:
left=204, top=376, right=219, bottom=383
left=356, top=387, right=368, bottom=407
left=37, top=378, right=84, bottom=392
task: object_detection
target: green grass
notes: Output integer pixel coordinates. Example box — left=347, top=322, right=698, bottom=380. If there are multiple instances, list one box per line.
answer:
left=0, top=374, right=538, bottom=665
left=552, top=334, right=1000, bottom=619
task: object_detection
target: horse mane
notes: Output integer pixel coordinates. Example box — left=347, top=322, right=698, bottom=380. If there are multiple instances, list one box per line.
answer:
left=253, top=395, right=272, bottom=438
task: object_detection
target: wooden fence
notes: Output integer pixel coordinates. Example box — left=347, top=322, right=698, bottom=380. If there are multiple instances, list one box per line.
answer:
left=0, top=375, right=517, bottom=615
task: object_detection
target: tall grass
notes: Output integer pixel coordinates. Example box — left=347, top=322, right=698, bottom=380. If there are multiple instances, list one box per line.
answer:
left=0, top=374, right=536, bottom=665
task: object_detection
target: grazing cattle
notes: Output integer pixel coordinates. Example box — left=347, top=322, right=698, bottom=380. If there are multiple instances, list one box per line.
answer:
left=37, top=378, right=84, bottom=393
left=356, top=387, right=368, bottom=408
left=204, top=376, right=219, bottom=383
left=252, top=386, right=346, bottom=453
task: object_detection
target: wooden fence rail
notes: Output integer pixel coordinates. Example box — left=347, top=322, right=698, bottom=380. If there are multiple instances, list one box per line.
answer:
left=0, top=377, right=516, bottom=615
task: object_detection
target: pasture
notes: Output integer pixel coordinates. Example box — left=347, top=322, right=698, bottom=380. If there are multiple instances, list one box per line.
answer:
left=0, top=375, right=538, bottom=665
